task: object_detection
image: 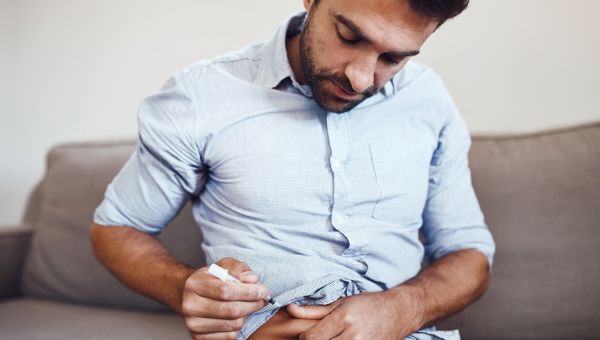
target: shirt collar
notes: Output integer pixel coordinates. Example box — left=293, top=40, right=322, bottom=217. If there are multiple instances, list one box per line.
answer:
left=254, top=11, right=396, bottom=98
left=254, top=12, right=306, bottom=90
left=382, top=76, right=396, bottom=97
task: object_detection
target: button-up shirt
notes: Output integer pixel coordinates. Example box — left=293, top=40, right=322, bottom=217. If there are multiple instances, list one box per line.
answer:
left=94, top=12, right=494, bottom=340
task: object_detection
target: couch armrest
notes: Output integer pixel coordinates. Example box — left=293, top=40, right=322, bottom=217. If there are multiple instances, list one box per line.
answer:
left=0, top=225, right=34, bottom=300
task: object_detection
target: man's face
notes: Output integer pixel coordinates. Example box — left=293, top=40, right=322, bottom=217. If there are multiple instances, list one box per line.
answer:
left=299, top=0, right=438, bottom=113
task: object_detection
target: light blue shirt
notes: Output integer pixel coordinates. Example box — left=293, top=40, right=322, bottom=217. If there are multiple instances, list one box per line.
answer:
left=94, top=13, right=494, bottom=340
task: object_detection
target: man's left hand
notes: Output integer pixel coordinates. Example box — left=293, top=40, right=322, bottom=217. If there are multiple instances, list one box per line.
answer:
left=286, top=289, right=423, bottom=340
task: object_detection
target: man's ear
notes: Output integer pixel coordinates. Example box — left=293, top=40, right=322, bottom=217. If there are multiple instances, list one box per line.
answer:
left=303, top=0, right=314, bottom=12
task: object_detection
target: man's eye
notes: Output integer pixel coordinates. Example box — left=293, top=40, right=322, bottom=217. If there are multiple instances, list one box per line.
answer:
left=337, top=32, right=359, bottom=45
left=381, top=55, right=404, bottom=66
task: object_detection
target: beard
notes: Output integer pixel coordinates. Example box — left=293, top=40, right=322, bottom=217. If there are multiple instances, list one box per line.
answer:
left=299, top=11, right=377, bottom=113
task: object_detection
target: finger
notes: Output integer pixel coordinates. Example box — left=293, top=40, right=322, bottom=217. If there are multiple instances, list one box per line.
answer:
left=185, top=316, right=246, bottom=333
left=238, top=271, right=260, bottom=284
left=286, top=299, right=343, bottom=320
left=190, top=331, right=239, bottom=340
left=300, top=311, right=345, bottom=340
left=217, top=257, right=254, bottom=279
left=185, top=295, right=266, bottom=319
left=216, top=258, right=261, bottom=284
left=188, top=275, right=269, bottom=301
left=331, top=332, right=356, bottom=340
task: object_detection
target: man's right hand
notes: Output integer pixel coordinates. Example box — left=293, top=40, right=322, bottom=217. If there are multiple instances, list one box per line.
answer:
left=182, top=257, right=270, bottom=340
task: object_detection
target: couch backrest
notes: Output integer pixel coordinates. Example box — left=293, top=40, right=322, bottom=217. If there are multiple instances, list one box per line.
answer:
left=21, top=141, right=204, bottom=312
left=440, top=122, right=600, bottom=339
left=20, top=123, right=600, bottom=338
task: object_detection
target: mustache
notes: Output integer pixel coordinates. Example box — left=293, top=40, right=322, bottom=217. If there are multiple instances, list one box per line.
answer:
left=315, top=73, right=377, bottom=97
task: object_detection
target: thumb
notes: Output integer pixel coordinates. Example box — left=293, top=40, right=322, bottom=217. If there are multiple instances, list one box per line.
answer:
left=286, top=300, right=342, bottom=320
left=216, top=257, right=258, bottom=282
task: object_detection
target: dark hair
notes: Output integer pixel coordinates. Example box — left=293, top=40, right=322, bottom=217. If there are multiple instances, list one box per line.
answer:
left=312, top=0, right=468, bottom=26
left=409, top=0, right=469, bottom=26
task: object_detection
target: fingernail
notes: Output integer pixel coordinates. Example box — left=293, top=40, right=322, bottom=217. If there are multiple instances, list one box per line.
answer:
left=258, top=287, right=268, bottom=299
left=240, top=271, right=258, bottom=280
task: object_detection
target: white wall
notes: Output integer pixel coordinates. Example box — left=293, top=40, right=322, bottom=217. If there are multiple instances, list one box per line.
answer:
left=1, top=0, right=599, bottom=225
left=0, top=0, right=303, bottom=225
left=0, top=0, right=12, bottom=107
left=1, top=0, right=17, bottom=225
left=415, top=0, right=600, bottom=132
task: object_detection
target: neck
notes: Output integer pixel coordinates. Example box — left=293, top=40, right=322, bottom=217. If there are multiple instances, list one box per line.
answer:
left=286, top=34, right=307, bottom=85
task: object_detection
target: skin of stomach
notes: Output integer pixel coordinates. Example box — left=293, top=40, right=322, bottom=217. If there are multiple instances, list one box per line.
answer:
left=248, top=308, right=319, bottom=340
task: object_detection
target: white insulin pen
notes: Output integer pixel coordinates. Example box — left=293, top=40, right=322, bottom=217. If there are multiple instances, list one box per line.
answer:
left=208, top=263, right=274, bottom=304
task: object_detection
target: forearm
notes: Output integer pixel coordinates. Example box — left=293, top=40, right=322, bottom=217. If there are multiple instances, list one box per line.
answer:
left=89, top=223, right=195, bottom=314
left=388, top=249, right=490, bottom=330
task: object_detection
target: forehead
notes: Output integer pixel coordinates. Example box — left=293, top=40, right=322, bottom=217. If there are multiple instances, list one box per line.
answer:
left=321, top=0, right=437, bottom=48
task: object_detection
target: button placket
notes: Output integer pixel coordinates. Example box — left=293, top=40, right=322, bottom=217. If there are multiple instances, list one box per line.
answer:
left=327, top=113, right=357, bottom=252
left=327, top=113, right=350, bottom=209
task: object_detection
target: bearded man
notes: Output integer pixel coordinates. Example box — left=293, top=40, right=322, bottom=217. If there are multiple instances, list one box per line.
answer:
left=90, top=0, right=495, bottom=339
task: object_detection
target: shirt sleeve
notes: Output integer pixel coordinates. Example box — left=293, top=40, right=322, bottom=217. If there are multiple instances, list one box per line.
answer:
left=421, top=97, right=495, bottom=269
left=93, top=72, right=207, bottom=235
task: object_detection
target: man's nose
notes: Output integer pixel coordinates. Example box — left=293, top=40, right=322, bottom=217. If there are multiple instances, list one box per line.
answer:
left=345, top=58, right=376, bottom=93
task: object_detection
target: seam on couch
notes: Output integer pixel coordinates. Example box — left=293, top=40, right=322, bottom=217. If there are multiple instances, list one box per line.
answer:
left=0, top=227, right=34, bottom=238
left=41, top=123, right=600, bottom=148
left=45, top=139, right=137, bottom=160
left=472, top=120, right=600, bottom=141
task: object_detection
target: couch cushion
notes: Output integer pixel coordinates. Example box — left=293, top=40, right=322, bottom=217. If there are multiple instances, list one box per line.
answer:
left=0, top=297, right=189, bottom=339
left=21, top=141, right=205, bottom=311
left=440, top=122, right=600, bottom=339
left=0, top=226, right=32, bottom=300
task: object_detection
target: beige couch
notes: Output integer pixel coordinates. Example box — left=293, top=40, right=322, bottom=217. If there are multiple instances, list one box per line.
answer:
left=1, top=122, right=599, bottom=339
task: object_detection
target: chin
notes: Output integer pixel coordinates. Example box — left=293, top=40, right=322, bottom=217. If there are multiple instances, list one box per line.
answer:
left=316, top=97, right=363, bottom=114
left=312, top=90, right=361, bottom=114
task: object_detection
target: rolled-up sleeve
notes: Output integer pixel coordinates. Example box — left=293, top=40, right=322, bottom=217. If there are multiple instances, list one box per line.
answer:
left=421, top=101, right=495, bottom=269
left=94, top=72, right=207, bottom=235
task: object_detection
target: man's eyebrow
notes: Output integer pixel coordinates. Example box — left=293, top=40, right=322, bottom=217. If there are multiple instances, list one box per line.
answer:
left=334, top=13, right=367, bottom=40
left=333, top=13, right=420, bottom=57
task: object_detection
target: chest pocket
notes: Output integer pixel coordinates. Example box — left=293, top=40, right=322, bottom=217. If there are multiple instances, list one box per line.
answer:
left=369, top=144, right=431, bottom=226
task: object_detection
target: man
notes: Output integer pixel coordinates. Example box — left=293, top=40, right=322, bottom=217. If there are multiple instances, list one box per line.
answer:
left=90, top=0, right=495, bottom=339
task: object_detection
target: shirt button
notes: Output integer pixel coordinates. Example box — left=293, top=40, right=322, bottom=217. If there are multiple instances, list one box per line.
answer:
left=331, top=158, right=342, bottom=170
left=332, top=211, right=344, bottom=223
